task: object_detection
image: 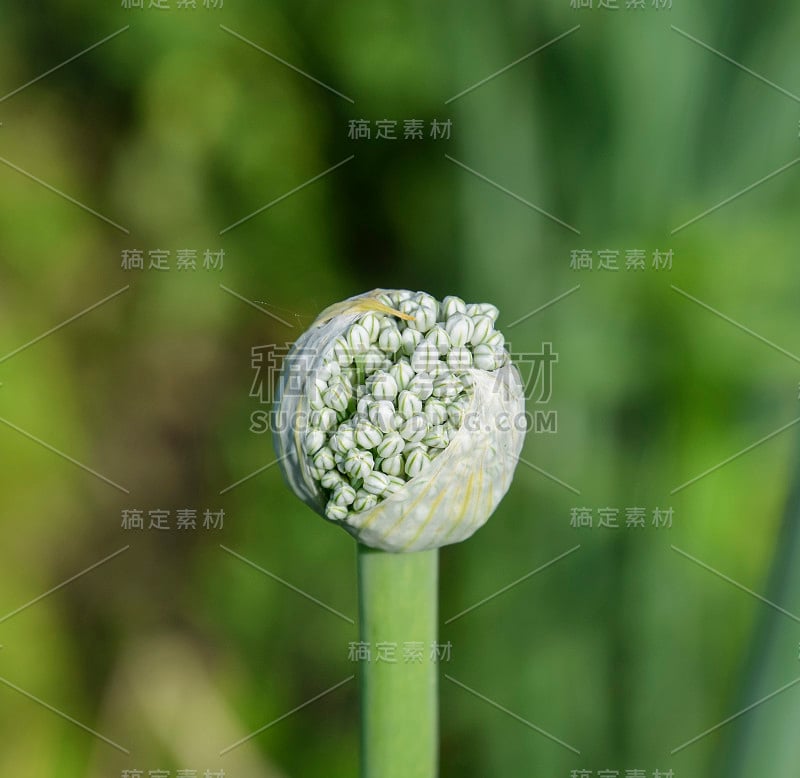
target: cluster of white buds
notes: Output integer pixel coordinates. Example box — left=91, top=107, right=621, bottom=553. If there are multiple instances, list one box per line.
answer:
left=274, top=290, right=525, bottom=552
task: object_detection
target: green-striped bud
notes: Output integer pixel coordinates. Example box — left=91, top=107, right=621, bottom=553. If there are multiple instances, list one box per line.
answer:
left=376, top=432, right=405, bottom=458
left=368, top=371, right=399, bottom=401
left=379, top=454, right=404, bottom=477
left=400, top=327, right=424, bottom=356
left=378, top=326, right=402, bottom=354
left=445, top=313, right=474, bottom=348
left=364, top=471, right=391, bottom=496
left=405, top=448, right=431, bottom=478
left=368, top=400, right=396, bottom=433
left=470, top=315, right=494, bottom=345
left=355, top=419, right=383, bottom=449
left=397, top=389, right=423, bottom=419
left=389, top=360, right=415, bottom=391
left=344, top=449, right=374, bottom=481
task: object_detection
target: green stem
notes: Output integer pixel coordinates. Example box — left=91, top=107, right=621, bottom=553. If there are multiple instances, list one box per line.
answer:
left=357, top=544, right=438, bottom=778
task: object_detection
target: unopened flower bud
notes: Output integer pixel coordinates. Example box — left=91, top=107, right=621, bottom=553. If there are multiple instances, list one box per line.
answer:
left=346, top=323, right=371, bottom=354
left=364, top=471, right=391, bottom=496
left=353, top=489, right=379, bottom=513
left=344, top=449, right=374, bottom=481
left=378, top=326, right=402, bottom=354
left=407, top=373, right=434, bottom=401
left=389, top=361, right=415, bottom=391
left=405, top=448, right=431, bottom=478
left=274, top=288, right=525, bottom=552
left=411, top=341, right=440, bottom=373
left=473, top=343, right=499, bottom=371
left=369, top=371, right=399, bottom=401
left=445, top=313, right=474, bottom=348
left=470, top=315, right=494, bottom=345
left=442, top=295, right=467, bottom=318
left=400, top=327, right=423, bottom=355
left=376, top=432, right=405, bottom=458
left=379, top=454, right=404, bottom=477
left=355, top=419, right=383, bottom=449
left=368, top=400, right=396, bottom=433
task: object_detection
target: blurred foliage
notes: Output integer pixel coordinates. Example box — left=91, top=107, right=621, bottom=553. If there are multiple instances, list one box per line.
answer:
left=1, top=1, right=799, bottom=776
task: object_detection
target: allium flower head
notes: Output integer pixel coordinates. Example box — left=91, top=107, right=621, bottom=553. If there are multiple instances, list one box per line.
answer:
left=273, top=289, right=525, bottom=552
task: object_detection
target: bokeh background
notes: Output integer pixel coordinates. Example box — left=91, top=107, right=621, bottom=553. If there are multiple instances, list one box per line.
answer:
left=1, top=1, right=799, bottom=776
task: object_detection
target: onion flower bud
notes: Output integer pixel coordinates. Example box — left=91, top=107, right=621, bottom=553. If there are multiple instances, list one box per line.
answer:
left=273, top=289, right=525, bottom=552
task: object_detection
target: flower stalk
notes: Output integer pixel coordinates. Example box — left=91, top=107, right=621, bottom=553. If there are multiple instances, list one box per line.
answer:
left=273, top=289, right=525, bottom=776
left=357, top=544, right=438, bottom=778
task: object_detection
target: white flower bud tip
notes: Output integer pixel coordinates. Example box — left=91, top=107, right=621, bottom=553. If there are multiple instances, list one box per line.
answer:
left=360, top=312, right=382, bottom=342
left=447, top=346, right=473, bottom=371
left=472, top=343, right=499, bottom=371
left=353, top=490, right=379, bottom=513
left=411, top=342, right=440, bottom=373
left=407, top=373, right=434, bottom=401
left=379, top=454, right=404, bottom=477
left=399, top=414, right=427, bottom=443
left=364, top=471, right=391, bottom=496
left=368, top=371, right=399, bottom=401
left=377, top=431, right=405, bottom=458
left=378, top=326, right=402, bottom=354
left=445, top=313, right=474, bottom=348
left=397, top=389, right=423, bottom=419
left=423, top=398, right=448, bottom=426
left=343, top=449, right=374, bottom=481
left=470, top=315, right=494, bottom=345
left=389, top=361, right=415, bottom=391
left=368, top=400, right=396, bottom=433
left=441, top=295, right=467, bottom=318
left=355, top=419, right=383, bottom=449
left=323, top=382, right=350, bottom=414
left=313, top=446, right=336, bottom=471
left=321, top=470, right=345, bottom=490
left=400, top=327, right=423, bottom=356
left=405, top=448, right=431, bottom=478
left=332, top=482, right=356, bottom=506
left=325, top=502, right=349, bottom=521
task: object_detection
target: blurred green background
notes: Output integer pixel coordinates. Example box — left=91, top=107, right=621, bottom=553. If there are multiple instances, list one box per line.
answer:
left=1, top=1, right=799, bottom=776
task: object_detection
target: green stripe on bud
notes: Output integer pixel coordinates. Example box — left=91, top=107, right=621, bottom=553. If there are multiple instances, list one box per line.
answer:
left=353, top=489, right=378, bottom=513
left=355, top=419, right=384, bottom=449
left=442, top=294, right=466, bottom=318
left=379, top=454, right=404, bottom=477
left=397, top=390, right=423, bottom=419
left=364, top=471, right=391, bottom=496
left=378, top=326, right=402, bottom=354
left=376, top=432, right=405, bottom=458
left=410, top=342, right=440, bottom=373
left=470, top=315, right=494, bottom=345
left=368, top=371, right=399, bottom=401
left=332, top=482, right=357, bottom=506
left=389, top=360, right=415, bottom=391
left=445, top=313, right=474, bottom=348
left=344, top=449, right=374, bottom=481
left=405, top=448, right=431, bottom=478
left=368, top=400, right=396, bottom=433
left=399, top=414, right=427, bottom=443
left=400, top=327, right=423, bottom=356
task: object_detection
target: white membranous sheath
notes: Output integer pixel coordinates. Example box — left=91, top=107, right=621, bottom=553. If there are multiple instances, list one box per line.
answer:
left=273, top=289, right=526, bottom=552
